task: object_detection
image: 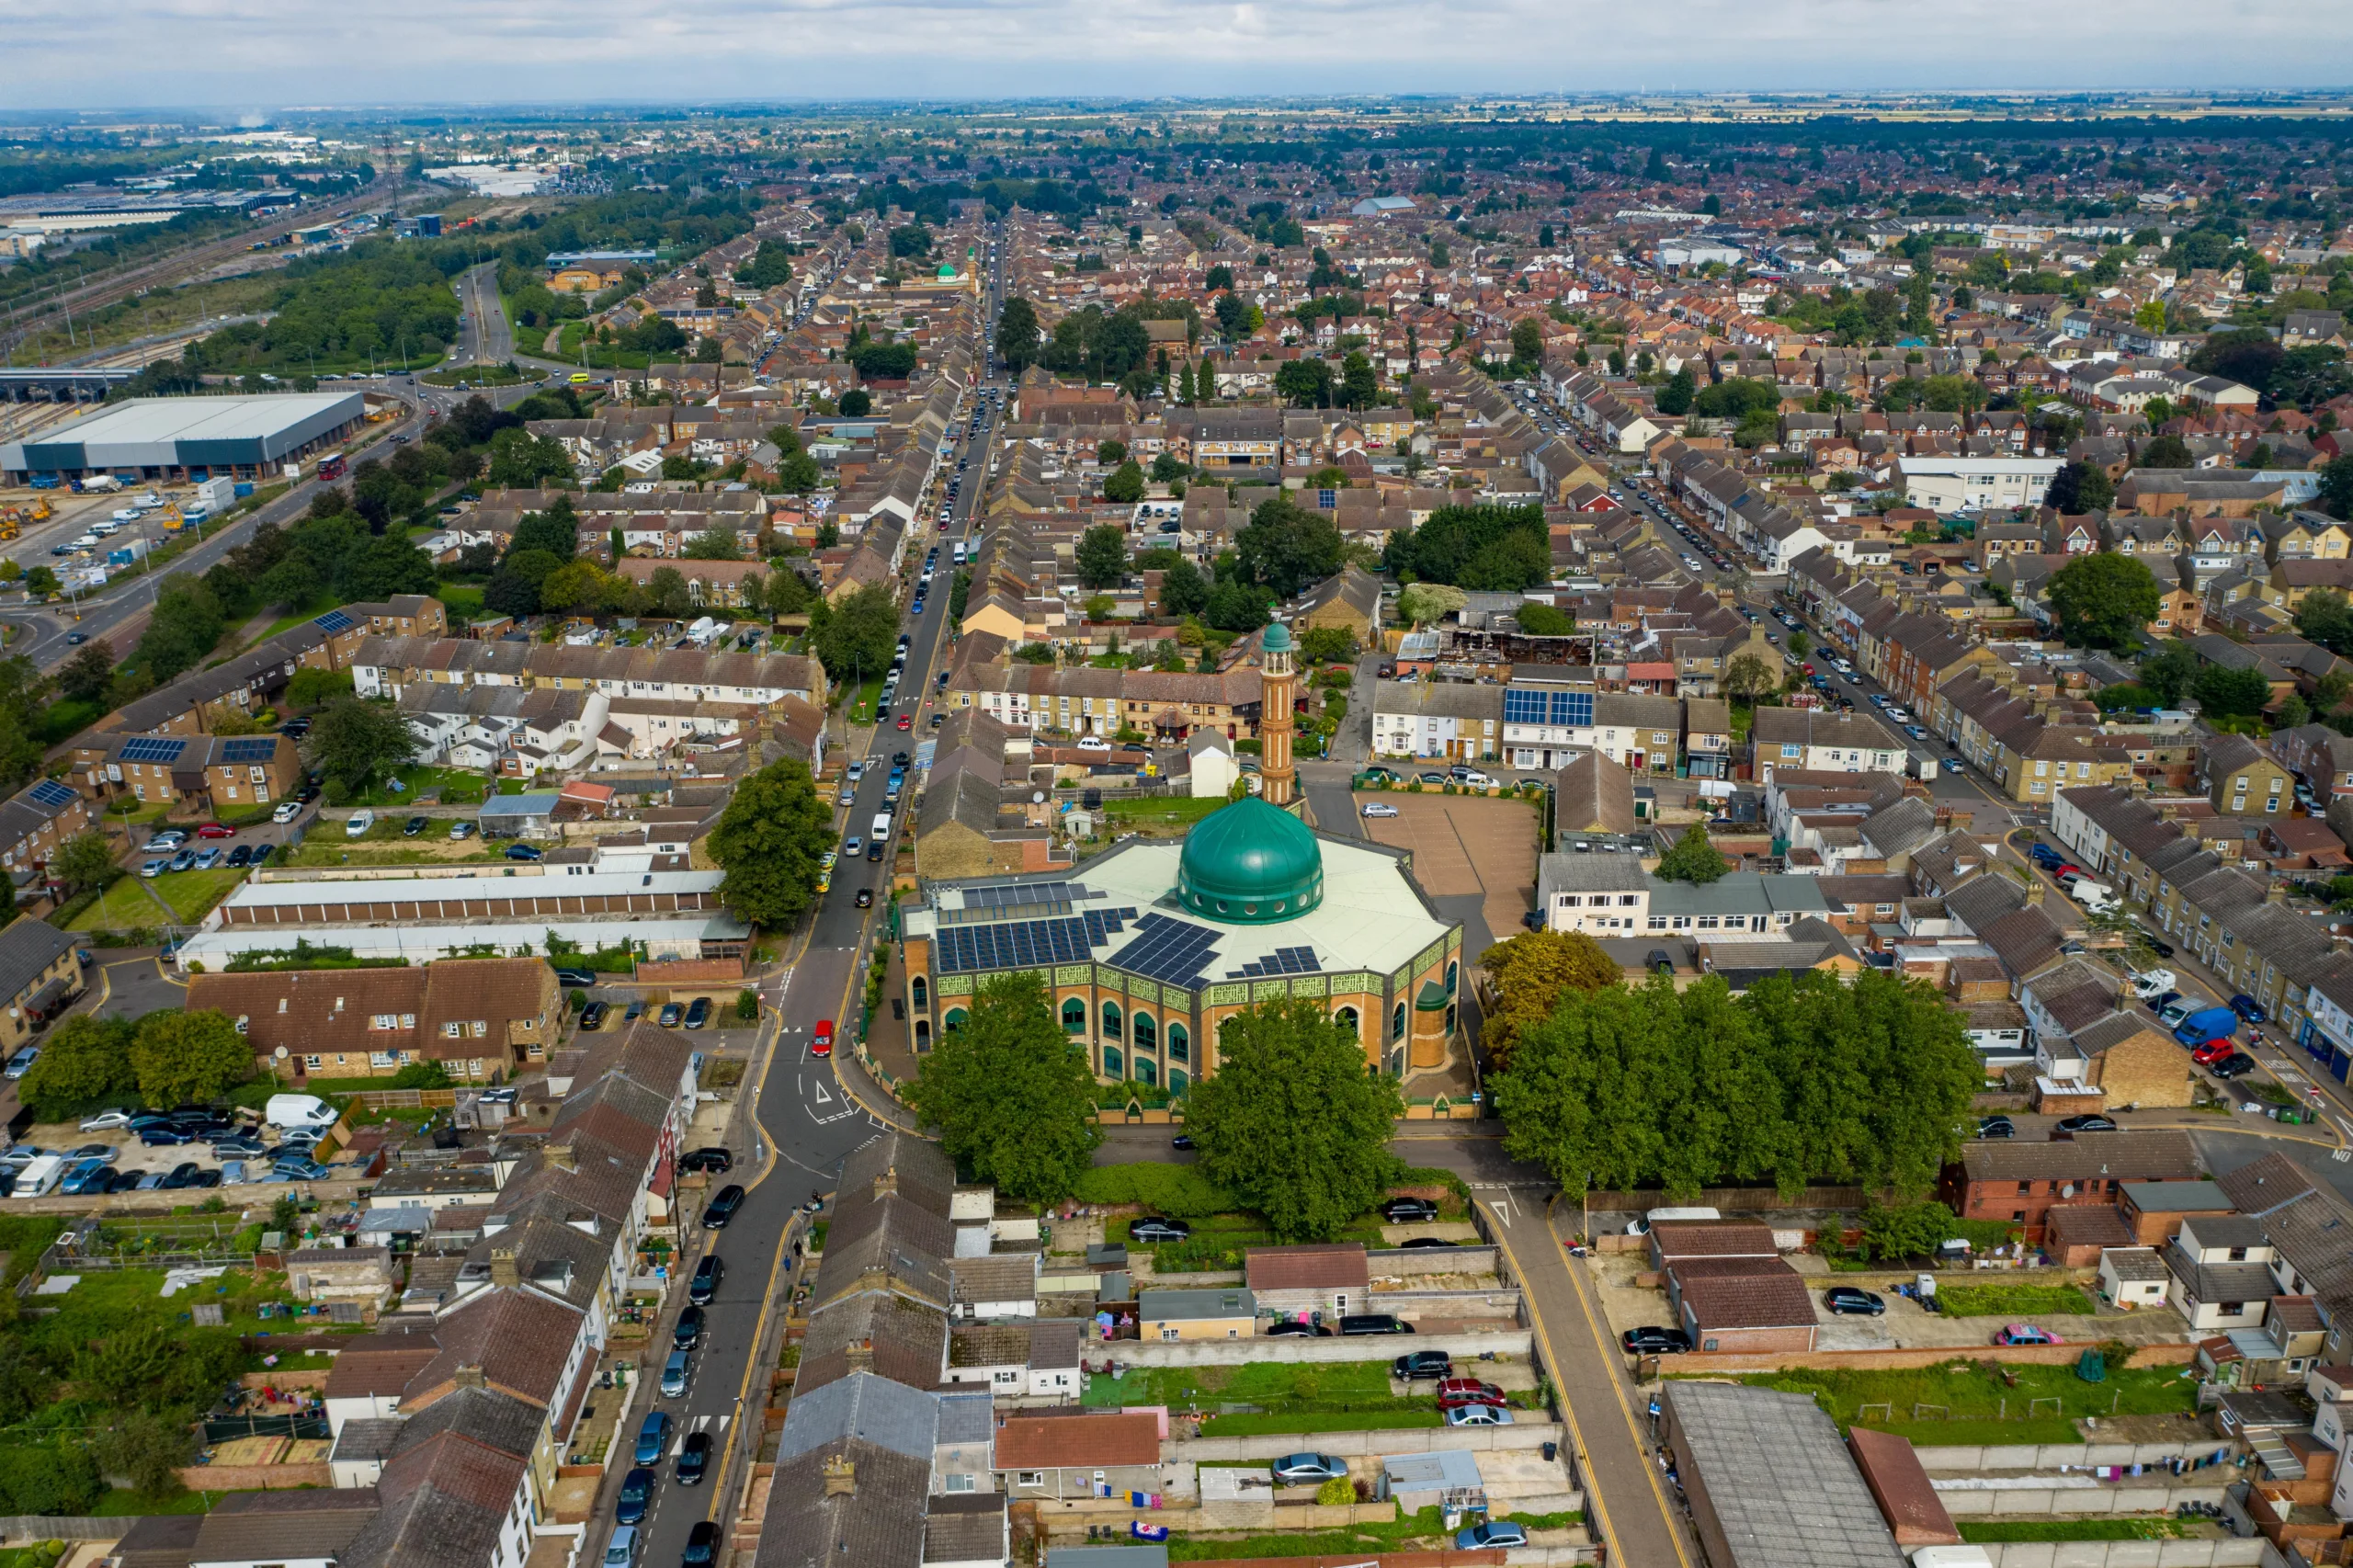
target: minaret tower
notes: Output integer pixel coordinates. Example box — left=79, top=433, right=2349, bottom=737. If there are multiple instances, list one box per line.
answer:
left=1260, top=620, right=1297, bottom=806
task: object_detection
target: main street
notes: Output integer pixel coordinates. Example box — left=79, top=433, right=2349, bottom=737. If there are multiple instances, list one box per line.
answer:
left=591, top=231, right=1006, bottom=1568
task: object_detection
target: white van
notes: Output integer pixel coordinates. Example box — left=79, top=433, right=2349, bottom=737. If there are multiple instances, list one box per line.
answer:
left=11, top=1153, right=65, bottom=1198
left=1626, top=1205, right=1722, bottom=1236
left=2069, top=880, right=2118, bottom=915
left=346, top=810, right=375, bottom=837
left=267, top=1093, right=341, bottom=1131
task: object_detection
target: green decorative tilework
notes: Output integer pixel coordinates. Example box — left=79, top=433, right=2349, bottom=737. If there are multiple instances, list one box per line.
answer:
left=1417, top=940, right=1445, bottom=971
left=937, top=976, right=973, bottom=998
left=1327, top=972, right=1375, bottom=995
left=1209, top=983, right=1249, bottom=1005
left=1054, top=965, right=1091, bottom=987
left=1292, top=975, right=1327, bottom=997
left=1253, top=980, right=1288, bottom=1003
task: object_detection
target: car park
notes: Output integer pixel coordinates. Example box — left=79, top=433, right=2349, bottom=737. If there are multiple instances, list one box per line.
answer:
left=1825, top=1287, right=1885, bottom=1315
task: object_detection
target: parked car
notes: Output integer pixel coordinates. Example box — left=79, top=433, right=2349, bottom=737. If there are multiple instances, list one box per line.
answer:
left=226, top=844, right=255, bottom=868
left=1995, top=1324, right=2062, bottom=1346
left=273, top=801, right=303, bottom=824
left=703, top=1184, right=746, bottom=1229
left=581, top=1001, right=609, bottom=1030
left=1362, top=801, right=1400, bottom=818
left=78, top=1109, right=136, bottom=1131
left=138, top=1124, right=196, bottom=1146
left=1341, top=1313, right=1412, bottom=1335
left=681, top=1522, right=719, bottom=1568
left=617, top=1468, right=656, bottom=1526
left=1392, top=1351, right=1452, bottom=1381
left=1399, top=1236, right=1458, bottom=1249
left=2053, top=1114, right=2118, bottom=1133
left=2209, top=1051, right=2258, bottom=1079
left=683, top=997, right=710, bottom=1029
left=1456, top=1523, right=1529, bottom=1551
left=1443, top=1403, right=1513, bottom=1426
left=603, top=1528, right=640, bottom=1568
left=2, top=1048, right=37, bottom=1080
left=273, top=1158, right=330, bottom=1180
left=1436, top=1379, right=1507, bottom=1410
left=661, top=1349, right=693, bottom=1399
left=142, top=830, right=188, bottom=851
left=633, top=1412, right=674, bottom=1467
left=658, top=1003, right=684, bottom=1028
left=673, top=1305, right=705, bottom=1350
left=505, top=843, right=543, bottom=861
left=675, top=1430, right=711, bottom=1485
left=1381, top=1198, right=1438, bottom=1223
left=2192, top=1040, right=2237, bottom=1066
left=680, top=1147, right=733, bottom=1174
left=1825, top=1287, right=1886, bottom=1316
left=689, top=1254, right=723, bottom=1306
left=196, top=822, right=235, bottom=839
left=1264, top=1322, right=1330, bottom=1338
left=403, top=816, right=429, bottom=836
left=1976, top=1115, right=2016, bottom=1139
left=1269, top=1454, right=1347, bottom=1485
left=1620, top=1325, right=1692, bottom=1355
left=1129, top=1218, right=1190, bottom=1244
left=2230, top=994, right=2268, bottom=1023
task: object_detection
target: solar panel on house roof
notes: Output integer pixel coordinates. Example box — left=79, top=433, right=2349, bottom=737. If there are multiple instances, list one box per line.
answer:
left=313, top=609, right=357, bottom=635
left=25, top=779, right=79, bottom=810
left=219, top=739, right=279, bottom=763
left=119, top=737, right=188, bottom=764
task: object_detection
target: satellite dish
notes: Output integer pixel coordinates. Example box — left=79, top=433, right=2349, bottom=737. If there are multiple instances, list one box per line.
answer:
left=275, top=1046, right=290, bottom=1060
left=1032, top=791, right=1045, bottom=804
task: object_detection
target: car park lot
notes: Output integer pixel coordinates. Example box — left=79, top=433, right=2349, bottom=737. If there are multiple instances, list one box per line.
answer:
left=1347, top=790, right=1540, bottom=946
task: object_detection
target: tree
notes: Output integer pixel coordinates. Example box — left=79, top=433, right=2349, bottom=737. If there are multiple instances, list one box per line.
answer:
left=1478, top=931, right=1619, bottom=1074
left=1076, top=524, right=1129, bottom=589
left=837, top=388, right=873, bottom=418
left=996, top=297, right=1042, bottom=372
left=1654, top=367, right=1696, bottom=415
left=1722, top=653, right=1779, bottom=704
left=706, top=756, right=835, bottom=930
left=52, top=828, right=116, bottom=896
left=19, top=1012, right=136, bottom=1119
left=2044, top=460, right=2115, bottom=514
left=904, top=971, right=1101, bottom=1206
left=1397, top=582, right=1466, bottom=626
left=96, top=1413, right=197, bottom=1498
left=1186, top=998, right=1404, bottom=1241
left=682, top=528, right=743, bottom=561
left=1655, top=823, right=1731, bottom=884
left=509, top=494, right=580, bottom=561
left=1340, top=350, right=1378, bottom=410
left=286, top=666, right=356, bottom=709
left=2298, top=589, right=2353, bottom=656
left=1236, top=495, right=1344, bottom=598
left=1299, top=627, right=1357, bottom=665
left=304, top=696, right=418, bottom=797
left=2047, top=552, right=2161, bottom=652
left=814, top=582, right=903, bottom=689
left=55, top=639, right=116, bottom=707
left=130, top=1009, right=252, bottom=1108
left=256, top=554, right=322, bottom=611
left=1102, top=460, right=1145, bottom=505
left=1160, top=558, right=1210, bottom=617
left=1150, top=451, right=1188, bottom=484
left=1515, top=602, right=1574, bottom=636
left=2191, top=662, right=2272, bottom=719
left=2138, top=434, right=2194, bottom=470
left=2138, top=642, right=2200, bottom=707
left=132, top=574, right=226, bottom=686
left=1786, top=630, right=1810, bottom=659
left=2321, top=455, right=2353, bottom=523
left=1509, top=317, right=1545, bottom=369
left=1273, top=358, right=1335, bottom=409
left=1857, top=1199, right=1960, bottom=1263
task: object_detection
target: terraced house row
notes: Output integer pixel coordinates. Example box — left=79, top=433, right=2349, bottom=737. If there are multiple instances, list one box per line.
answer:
left=348, top=635, right=824, bottom=709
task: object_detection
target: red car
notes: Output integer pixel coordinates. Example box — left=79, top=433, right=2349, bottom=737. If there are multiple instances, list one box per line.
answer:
left=1436, top=1379, right=1506, bottom=1410
left=2192, top=1039, right=2236, bottom=1066
left=195, top=823, right=237, bottom=839
left=813, top=1019, right=834, bottom=1057
left=896, top=714, right=913, bottom=731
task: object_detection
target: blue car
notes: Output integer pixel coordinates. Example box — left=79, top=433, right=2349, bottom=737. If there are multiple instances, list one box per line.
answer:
left=1456, top=1522, right=1528, bottom=1550
left=139, top=1124, right=197, bottom=1146
left=60, top=1157, right=112, bottom=1195
left=615, top=1466, right=656, bottom=1526
left=505, top=843, right=543, bottom=862
left=633, top=1411, right=673, bottom=1467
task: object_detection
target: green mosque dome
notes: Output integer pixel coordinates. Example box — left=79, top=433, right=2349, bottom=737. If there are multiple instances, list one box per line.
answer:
left=1176, top=797, right=1323, bottom=923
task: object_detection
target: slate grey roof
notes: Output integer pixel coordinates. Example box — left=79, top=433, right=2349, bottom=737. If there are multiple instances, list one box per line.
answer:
left=756, top=1438, right=932, bottom=1568
left=1665, top=1381, right=1906, bottom=1568
left=0, top=916, right=73, bottom=1006
left=776, top=1370, right=940, bottom=1465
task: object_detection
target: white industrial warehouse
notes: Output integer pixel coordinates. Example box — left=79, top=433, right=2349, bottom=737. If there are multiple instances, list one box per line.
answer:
left=0, top=392, right=366, bottom=484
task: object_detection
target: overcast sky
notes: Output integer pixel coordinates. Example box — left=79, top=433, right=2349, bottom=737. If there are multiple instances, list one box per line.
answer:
left=8, top=0, right=2353, bottom=111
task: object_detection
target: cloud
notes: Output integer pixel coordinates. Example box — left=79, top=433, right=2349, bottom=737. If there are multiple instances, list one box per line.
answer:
left=4, top=0, right=2349, bottom=107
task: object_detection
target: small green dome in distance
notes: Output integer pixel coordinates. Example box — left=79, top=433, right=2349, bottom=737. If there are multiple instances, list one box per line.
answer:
left=1176, top=797, right=1323, bottom=924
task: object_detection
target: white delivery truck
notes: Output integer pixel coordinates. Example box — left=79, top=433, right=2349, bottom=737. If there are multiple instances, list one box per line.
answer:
left=267, top=1093, right=341, bottom=1131
left=2069, top=880, right=2120, bottom=915
left=12, top=1154, right=65, bottom=1198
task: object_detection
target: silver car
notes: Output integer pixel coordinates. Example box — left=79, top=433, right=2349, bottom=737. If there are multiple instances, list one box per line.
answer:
left=1269, top=1453, right=1347, bottom=1485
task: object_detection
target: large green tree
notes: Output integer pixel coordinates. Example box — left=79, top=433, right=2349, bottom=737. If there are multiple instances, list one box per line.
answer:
left=904, top=971, right=1102, bottom=1206
left=706, top=757, right=835, bottom=930
left=303, top=696, right=419, bottom=797
left=812, top=582, right=901, bottom=688
left=1654, top=823, right=1731, bottom=884
left=129, top=1009, right=253, bottom=1108
left=19, top=1012, right=137, bottom=1119
left=996, top=297, right=1042, bottom=372
left=51, top=829, right=117, bottom=896
left=2192, top=662, right=2273, bottom=718
left=1186, top=999, right=1404, bottom=1241
left=1236, top=495, right=1344, bottom=599
left=1075, top=524, right=1129, bottom=589
left=1495, top=969, right=1979, bottom=1203
left=2045, top=551, right=2161, bottom=652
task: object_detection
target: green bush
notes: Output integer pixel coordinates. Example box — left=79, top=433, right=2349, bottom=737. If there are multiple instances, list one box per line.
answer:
left=1071, top=1162, right=1239, bottom=1218
left=1394, top=1166, right=1473, bottom=1215
left=387, top=1061, right=452, bottom=1090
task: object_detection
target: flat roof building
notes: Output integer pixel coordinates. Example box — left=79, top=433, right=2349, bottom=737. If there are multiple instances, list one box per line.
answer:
left=1661, top=1381, right=1907, bottom=1568
left=2, top=393, right=366, bottom=483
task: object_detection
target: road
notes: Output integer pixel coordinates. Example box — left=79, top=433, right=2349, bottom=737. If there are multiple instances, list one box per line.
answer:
left=453, top=263, right=516, bottom=368
left=599, top=232, right=1006, bottom=1568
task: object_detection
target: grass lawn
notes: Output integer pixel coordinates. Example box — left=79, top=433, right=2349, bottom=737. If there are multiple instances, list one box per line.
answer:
left=1959, top=1519, right=2190, bottom=1543
left=1099, top=796, right=1232, bottom=836
left=1086, top=1359, right=1431, bottom=1426
left=37, top=1267, right=311, bottom=1343
left=63, top=877, right=174, bottom=932
left=1934, top=1283, right=2099, bottom=1318
left=1198, top=1410, right=1446, bottom=1436
left=328, top=765, right=491, bottom=808
left=436, top=584, right=487, bottom=623
left=1723, top=1356, right=2200, bottom=1448
left=1108, top=1212, right=1387, bottom=1271
left=285, top=837, right=500, bottom=869
left=153, top=867, right=247, bottom=923
left=844, top=676, right=885, bottom=723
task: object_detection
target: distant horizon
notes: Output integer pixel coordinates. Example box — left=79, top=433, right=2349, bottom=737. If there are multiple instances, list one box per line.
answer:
left=5, top=0, right=2353, bottom=118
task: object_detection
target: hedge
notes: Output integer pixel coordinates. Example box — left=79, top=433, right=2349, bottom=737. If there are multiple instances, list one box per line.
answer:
left=1072, top=1163, right=1238, bottom=1218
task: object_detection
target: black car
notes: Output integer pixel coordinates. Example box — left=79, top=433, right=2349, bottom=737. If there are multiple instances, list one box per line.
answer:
left=1170, top=1134, right=1195, bottom=1151
left=2054, top=1114, right=2119, bottom=1134
left=676, top=1430, right=711, bottom=1485
left=673, top=1304, right=705, bottom=1349
left=1399, top=1237, right=1458, bottom=1249
left=1128, top=1218, right=1190, bottom=1244
left=854, top=889, right=873, bottom=908
left=624, top=999, right=645, bottom=1022
left=1339, top=1313, right=1412, bottom=1335
left=689, top=1254, right=724, bottom=1306
left=1825, top=1287, right=1886, bottom=1316
left=138, top=1125, right=196, bottom=1146
left=227, top=844, right=254, bottom=868
left=684, top=997, right=710, bottom=1030
left=658, top=1003, right=684, bottom=1028
left=1976, top=1116, right=2015, bottom=1140
left=188, top=1168, right=222, bottom=1187
left=680, top=1147, right=733, bottom=1174
left=682, top=1521, right=720, bottom=1568
left=2210, top=1052, right=2258, bottom=1079
left=1620, top=1325, right=1693, bottom=1355
left=1381, top=1198, right=1438, bottom=1223
left=104, top=1167, right=140, bottom=1193
left=2143, top=936, right=2176, bottom=960
left=581, top=1000, right=609, bottom=1029
left=553, top=967, right=597, bottom=990
left=1392, top=1350, right=1452, bottom=1380
left=703, top=1184, right=746, bottom=1229
left=161, top=1161, right=202, bottom=1189
left=1265, top=1321, right=1330, bottom=1338
left=403, top=815, right=429, bottom=837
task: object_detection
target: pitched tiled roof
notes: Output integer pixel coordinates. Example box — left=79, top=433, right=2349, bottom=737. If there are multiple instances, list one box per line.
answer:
left=1956, top=1130, right=2197, bottom=1184
left=995, top=1410, right=1160, bottom=1471
left=1245, top=1243, right=1370, bottom=1292
left=1677, top=1267, right=1817, bottom=1331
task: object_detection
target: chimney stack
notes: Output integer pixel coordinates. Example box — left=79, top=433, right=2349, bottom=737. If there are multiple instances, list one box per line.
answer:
left=454, top=1364, right=486, bottom=1389
left=546, top=1141, right=576, bottom=1172
left=2024, top=878, right=2045, bottom=906
left=490, top=1248, right=520, bottom=1289
left=845, top=1337, right=875, bottom=1375
left=822, top=1456, right=856, bottom=1497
